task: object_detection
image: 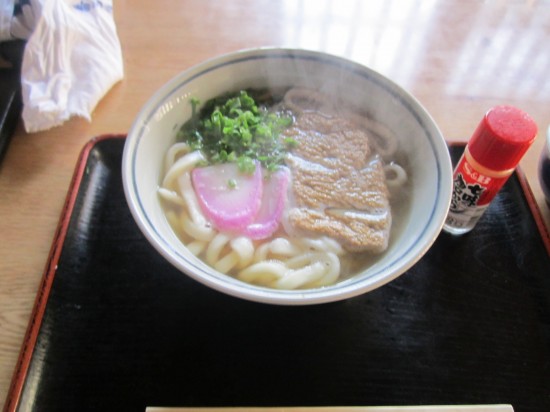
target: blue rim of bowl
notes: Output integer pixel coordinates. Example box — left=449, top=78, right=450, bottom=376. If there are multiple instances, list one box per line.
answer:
left=125, top=48, right=452, bottom=304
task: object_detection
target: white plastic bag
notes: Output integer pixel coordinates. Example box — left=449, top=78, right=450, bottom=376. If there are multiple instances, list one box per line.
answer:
left=21, top=0, right=123, bottom=132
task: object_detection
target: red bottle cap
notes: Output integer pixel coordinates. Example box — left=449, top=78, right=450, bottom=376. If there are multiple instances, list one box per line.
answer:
left=468, top=106, right=538, bottom=171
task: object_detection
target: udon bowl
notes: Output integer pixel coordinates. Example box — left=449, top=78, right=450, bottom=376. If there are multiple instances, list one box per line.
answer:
left=122, top=48, right=453, bottom=305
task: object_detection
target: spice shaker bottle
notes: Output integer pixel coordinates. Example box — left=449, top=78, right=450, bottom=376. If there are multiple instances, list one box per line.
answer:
left=443, top=105, right=538, bottom=235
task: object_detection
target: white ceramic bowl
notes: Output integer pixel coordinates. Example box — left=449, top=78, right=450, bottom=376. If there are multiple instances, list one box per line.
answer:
left=122, top=48, right=453, bottom=305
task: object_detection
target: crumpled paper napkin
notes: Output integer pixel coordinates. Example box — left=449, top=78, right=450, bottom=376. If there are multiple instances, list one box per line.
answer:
left=19, top=0, right=123, bottom=132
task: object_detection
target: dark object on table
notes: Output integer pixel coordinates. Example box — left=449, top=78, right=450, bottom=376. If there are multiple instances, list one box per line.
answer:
left=539, top=126, right=550, bottom=207
left=0, top=39, right=25, bottom=165
left=5, top=136, right=550, bottom=412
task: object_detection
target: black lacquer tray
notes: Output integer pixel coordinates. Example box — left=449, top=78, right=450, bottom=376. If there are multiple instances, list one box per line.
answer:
left=0, top=40, right=25, bottom=164
left=5, top=135, right=550, bottom=412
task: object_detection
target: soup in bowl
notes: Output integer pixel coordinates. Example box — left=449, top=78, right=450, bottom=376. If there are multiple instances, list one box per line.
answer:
left=122, top=48, right=453, bottom=305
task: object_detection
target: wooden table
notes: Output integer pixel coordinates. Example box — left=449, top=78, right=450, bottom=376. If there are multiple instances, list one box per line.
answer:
left=1, top=1, right=549, bottom=408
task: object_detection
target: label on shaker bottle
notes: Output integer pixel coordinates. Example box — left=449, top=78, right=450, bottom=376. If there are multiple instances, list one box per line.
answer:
left=446, top=155, right=509, bottom=229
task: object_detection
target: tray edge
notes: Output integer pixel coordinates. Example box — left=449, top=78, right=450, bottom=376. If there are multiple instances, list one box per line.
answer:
left=3, top=134, right=127, bottom=412
left=515, top=165, right=550, bottom=255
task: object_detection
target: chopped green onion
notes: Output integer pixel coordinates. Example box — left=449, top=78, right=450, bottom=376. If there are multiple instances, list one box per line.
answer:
left=177, top=90, right=295, bottom=173
left=227, top=178, right=237, bottom=189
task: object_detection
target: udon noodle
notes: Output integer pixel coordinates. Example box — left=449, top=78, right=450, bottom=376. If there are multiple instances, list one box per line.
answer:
left=159, top=87, right=408, bottom=290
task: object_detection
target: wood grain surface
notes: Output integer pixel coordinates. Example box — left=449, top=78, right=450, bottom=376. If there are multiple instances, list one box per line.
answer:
left=1, top=1, right=550, bottom=409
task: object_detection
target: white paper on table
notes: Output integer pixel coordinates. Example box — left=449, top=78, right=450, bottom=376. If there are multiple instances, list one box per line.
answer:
left=145, top=405, right=514, bottom=412
left=20, top=0, right=123, bottom=132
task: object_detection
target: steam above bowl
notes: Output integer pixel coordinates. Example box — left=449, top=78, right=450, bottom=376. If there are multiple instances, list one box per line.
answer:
left=122, top=48, right=453, bottom=305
